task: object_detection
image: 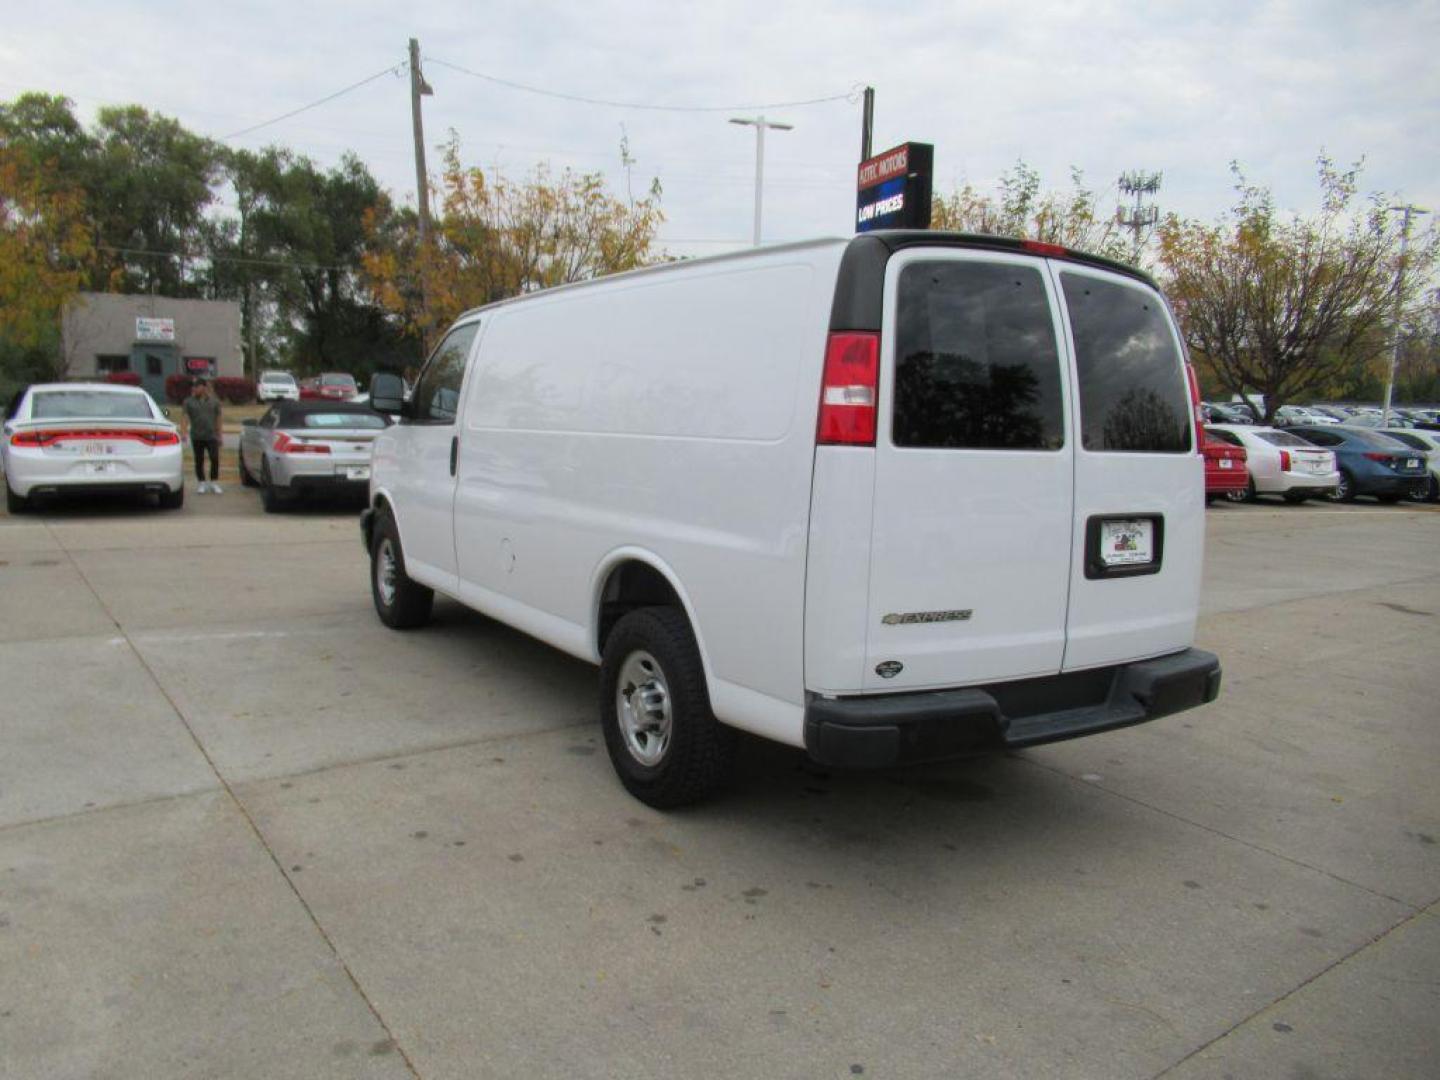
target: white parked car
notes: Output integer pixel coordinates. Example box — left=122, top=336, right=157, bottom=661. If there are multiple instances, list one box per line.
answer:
left=256, top=370, right=300, bottom=402
left=1379, top=428, right=1440, bottom=500
left=2, top=383, right=184, bottom=512
left=361, top=233, right=1221, bottom=806
left=1206, top=424, right=1339, bottom=502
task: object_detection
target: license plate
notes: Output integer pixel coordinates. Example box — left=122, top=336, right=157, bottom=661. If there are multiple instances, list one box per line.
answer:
left=1407, top=458, right=1420, bottom=469
left=1100, top=519, right=1153, bottom=567
left=343, top=466, right=370, bottom=481
left=88, top=461, right=115, bottom=475
left=1218, top=459, right=1233, bottom=469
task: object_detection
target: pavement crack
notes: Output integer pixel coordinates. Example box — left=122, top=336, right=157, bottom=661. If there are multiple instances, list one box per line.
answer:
left=1150, top=905, right=1434, bottom=1078
left=46, top=520, right=424, bottom=1080
left=1015, top=753, right=1418, bottom=910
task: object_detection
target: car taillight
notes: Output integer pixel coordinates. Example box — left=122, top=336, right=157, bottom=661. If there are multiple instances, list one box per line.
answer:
left=273, top=432, right=330, bottom=454
left=1279, top=450, right=1291, bottom=472
left=1362, top=452, right=1393, bottom=465
left=1184, top=364, right=1204, bottom=452
left=10, top=428, right=177, bottom=446
left=817, top=331, right=879, bottom=446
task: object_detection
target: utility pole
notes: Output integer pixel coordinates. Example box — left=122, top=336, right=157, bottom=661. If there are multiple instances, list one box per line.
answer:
left=408, top=38, right=434, bottom=250
left=729, top=115, right=794, bottom=246
left=860, top=87, right=875, bottom=161
left=408, top=37, right=434, bottom=347
left=1116, top=171, right=1162, bottom=265
left=1382, top=204, right=1430, bottom=425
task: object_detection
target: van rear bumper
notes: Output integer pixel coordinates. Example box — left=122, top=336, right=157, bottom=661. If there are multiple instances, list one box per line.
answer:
left=803, top=648, right=1221, bottom=768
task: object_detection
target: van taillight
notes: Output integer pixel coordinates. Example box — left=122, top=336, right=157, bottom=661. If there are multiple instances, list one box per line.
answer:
left=1021, top=240, right=1068, bottom=258
left=1279, top=450, right=1291, bottom=472
left=1184, top=364, right=1204, bottom=452
left=818, top=332, right=879, bottom=446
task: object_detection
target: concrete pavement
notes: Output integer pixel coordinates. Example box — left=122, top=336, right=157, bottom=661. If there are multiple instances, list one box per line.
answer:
left=1, top=492, right=1437, bottom=1078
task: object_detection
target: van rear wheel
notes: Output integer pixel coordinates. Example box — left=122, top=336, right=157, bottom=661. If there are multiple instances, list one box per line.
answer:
left=599, top=607, right=736, bottom=808
left=370, top=508, right=434, bottom=629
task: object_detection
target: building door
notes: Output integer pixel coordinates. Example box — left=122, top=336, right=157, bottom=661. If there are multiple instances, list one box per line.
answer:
left=133, top=345, right=177, bottom=402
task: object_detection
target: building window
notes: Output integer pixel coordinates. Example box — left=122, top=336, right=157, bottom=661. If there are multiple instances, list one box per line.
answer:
left=184, top=357, right=216, bottom=378
left=146, top=355, right=165, bottom=376
left=97, top=355, right=130, bottom=373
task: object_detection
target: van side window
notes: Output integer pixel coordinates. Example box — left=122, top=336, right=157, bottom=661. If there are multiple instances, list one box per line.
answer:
left=413, top=323, right=479, bottom=423
left=1062, top=273, right=1191, bottom=453
left=892, top=261, right=1065, bottom=450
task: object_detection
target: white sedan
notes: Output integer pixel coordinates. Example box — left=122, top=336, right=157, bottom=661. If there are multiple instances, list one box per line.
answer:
left=2, top=383, right=184, bottom=512
left=1206, top=424, right=1340, bottom=502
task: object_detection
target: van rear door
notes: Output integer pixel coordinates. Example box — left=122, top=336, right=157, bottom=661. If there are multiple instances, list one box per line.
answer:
left=1055, top=265, right=1203, bottom=670
left=862, top=248, right=1075, bottom=692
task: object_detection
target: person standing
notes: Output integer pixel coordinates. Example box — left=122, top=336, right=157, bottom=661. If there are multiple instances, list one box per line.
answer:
left=182, top=379, right=224, bottom=494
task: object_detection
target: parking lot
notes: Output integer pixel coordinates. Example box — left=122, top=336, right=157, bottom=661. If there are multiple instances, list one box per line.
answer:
left=1, top=491, right=1437, bottom=1079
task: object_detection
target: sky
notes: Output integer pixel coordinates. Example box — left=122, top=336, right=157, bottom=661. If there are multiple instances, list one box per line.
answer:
left=3, top=0, right=1437, bottom=259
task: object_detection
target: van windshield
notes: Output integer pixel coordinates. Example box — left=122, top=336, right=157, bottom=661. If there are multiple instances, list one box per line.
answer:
left=1062, top=273, right=1191, bottom=453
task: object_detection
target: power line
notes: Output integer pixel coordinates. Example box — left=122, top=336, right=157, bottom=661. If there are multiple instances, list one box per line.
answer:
left=96, top=244, right=352, bottom=273
left=426, top=57, right=858, bottom=114
left=221, top=62, right=407, bottom=140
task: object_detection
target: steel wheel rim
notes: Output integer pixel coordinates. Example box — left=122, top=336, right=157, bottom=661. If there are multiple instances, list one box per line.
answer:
left=616, top=650, right=672, bottom=767
left=377, top=538, right=398, bottom=607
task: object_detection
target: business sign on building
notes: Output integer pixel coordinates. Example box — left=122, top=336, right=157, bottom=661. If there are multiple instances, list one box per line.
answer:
left=855, top=142, right=934, bottom=232
left=135, top=317, right=175, bottom=343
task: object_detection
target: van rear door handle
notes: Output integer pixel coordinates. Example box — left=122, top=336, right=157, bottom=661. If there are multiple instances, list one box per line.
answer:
left=449, top=435, right=459, bottom=476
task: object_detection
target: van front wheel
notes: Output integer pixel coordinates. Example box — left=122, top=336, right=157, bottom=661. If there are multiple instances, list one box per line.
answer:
left=599, top=607, right=736, bottom=808
left=370, top=508, right=434, bottom=629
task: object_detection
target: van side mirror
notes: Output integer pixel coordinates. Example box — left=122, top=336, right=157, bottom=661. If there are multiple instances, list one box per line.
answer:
left=370, top=373, right=406, bottom=415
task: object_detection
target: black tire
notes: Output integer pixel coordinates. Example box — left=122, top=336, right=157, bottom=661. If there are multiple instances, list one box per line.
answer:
left=158, top=485, right=184, bottom=510
left=5, top=481, right=29, bottom=514
left=599, top=607, right=737, bottom=808
left=1330, top=469, right=1355, bottom=502
left=238, top=450, right=258, bottom=487
left=370, top=506, right=434, bottom=629
left=260, top=461, right=290, bottom=514
left=1429, top=475, right=1440, bottom=503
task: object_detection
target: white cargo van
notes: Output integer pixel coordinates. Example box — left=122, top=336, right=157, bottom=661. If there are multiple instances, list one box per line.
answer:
left=361, top=231, right=1221, bottom=807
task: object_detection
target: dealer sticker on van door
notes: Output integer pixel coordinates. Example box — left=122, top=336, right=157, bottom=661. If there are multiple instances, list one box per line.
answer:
left=1100, top=519, right=1153, bottom=567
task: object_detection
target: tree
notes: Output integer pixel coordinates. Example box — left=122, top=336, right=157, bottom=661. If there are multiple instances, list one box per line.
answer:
left=931, top=161, right=1128, bottom=261
left=0, top=147, right=95, bottom=400
left=364, top=136, right=666, bottom=349
left=1157, top=157, right=1436, bottom=420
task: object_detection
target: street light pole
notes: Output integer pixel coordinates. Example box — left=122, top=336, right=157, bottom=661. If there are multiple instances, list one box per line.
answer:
left=1382, top=204, right=1429, bottom=426
left=729, top=115, right=794, bottom=246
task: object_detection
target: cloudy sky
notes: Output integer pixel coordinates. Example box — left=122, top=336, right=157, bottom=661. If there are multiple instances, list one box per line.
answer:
left=3, top=1, right=1437, bottom=257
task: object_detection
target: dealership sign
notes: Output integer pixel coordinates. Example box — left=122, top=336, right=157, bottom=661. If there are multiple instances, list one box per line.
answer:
left=856, top=142, right=933, bottom=232
left=135, top=317, right=175, bottom=342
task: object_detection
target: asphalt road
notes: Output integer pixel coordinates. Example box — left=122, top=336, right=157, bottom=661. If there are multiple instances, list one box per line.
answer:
left=1, top=489, right=1437, bottom=1079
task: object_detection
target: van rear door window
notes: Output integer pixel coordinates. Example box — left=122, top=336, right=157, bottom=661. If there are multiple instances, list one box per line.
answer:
left=892, top=261, right=1064, bottom=450
left=1062, top=274, right=1191, bottom=453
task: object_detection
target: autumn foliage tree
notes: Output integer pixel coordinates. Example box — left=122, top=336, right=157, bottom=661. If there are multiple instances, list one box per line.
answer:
left=364, top=137, right=665, bottom=348
left=0, top=147, right=95, bottom=396
left=931, top=162, right=1129, bottom=261
left=1157, top=157, right=1435, bottom=419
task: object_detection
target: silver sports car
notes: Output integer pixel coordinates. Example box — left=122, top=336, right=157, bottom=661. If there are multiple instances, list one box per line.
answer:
left=238, top=400, right=389, bottom=512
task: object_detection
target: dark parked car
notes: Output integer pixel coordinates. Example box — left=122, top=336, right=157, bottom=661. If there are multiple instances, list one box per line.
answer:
left=1203, top=402, right=1254, bottom=424
left=1287, top=426, right=1429, bottom=503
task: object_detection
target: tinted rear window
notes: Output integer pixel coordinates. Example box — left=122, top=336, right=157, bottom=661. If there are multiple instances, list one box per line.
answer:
left=892, top=261, right=1064, bottom=450
left=31, top=391, right=153, bottom=420
left=301, top=412, right=386, bottom=429
left=1380, top=431, right=1424, bottom=450
left=1062, top=273, right=1190, bottom=452
left=320, top=374, right=356, bottom=387
left=1256, top=431, right=1312, bottom=447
